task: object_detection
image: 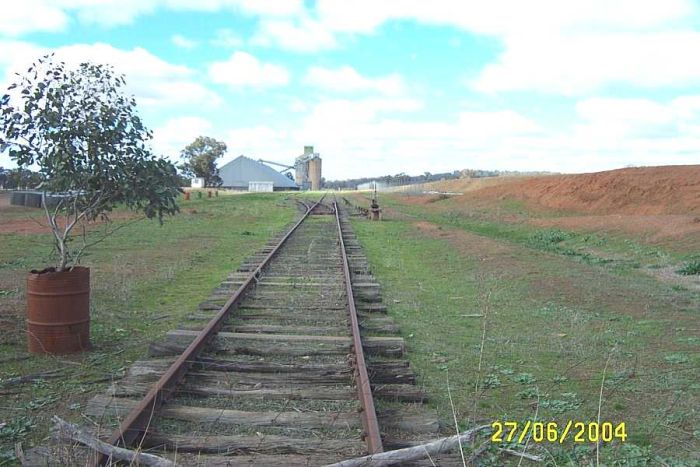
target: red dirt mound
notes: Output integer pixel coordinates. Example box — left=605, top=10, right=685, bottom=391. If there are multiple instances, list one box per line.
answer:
left=464, top=165, right=700, bottom=215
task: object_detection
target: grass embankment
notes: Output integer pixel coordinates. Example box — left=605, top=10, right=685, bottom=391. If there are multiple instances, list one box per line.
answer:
left=381, top=193, right=699, bottom=269
left=0, top=193, right=296, bottom=464
left=349, top=193, right=699, bottom=465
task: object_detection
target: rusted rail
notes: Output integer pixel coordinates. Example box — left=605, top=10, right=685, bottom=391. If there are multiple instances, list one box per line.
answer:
left=28, top=194, right=443, bottom=466
left=94, top=196, right=325, bottom=466
left=333, top=200, right=384, bottom=454
left=342, top=196, right=369, bottom=217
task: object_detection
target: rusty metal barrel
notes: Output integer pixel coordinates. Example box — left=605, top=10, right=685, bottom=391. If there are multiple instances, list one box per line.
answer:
left=26, top=266, right=91, bottom=354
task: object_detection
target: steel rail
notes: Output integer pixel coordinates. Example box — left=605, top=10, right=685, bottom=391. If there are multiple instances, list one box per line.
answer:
left=333, top=199, right=384, bottom=454
left=94, top=196, right=325, bottom=466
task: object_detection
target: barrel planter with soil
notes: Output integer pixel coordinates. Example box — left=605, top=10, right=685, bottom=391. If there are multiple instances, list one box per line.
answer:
left=26, top=266, right=91, bottom=354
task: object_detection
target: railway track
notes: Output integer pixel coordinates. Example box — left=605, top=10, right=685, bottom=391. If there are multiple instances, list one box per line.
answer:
left=32, top=196, right=445, bottom=466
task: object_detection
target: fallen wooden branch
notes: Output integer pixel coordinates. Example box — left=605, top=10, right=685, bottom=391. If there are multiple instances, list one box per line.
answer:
left=0, top=369, right=64, bottom=388
left=465, top=440, right=490, bottom=464
left=0, top=355, right=30, bottom=365
left=14, top=442, right=26, bottom=466
left=499, top=447, right=544, bottom=462
left=324, top=424, right=490, bottom=467
left=51, top=416, right=174, bottom=467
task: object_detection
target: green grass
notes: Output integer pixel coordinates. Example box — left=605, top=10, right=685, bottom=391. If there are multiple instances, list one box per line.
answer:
left=0, top=193, right=297, bottom=464
left=677, top=258, right=700, bottom=276
left=350, top=209, right=699, bottom=464
left=374, top=194, right=695, bottom=277
left=2, top=192, right=697, bottom=464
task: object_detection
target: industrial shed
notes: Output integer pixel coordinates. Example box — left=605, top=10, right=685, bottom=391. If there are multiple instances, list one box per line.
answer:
left=219, top=156, right=298, bottom=191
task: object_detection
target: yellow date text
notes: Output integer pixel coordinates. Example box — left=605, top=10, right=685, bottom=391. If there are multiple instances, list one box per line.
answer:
left=490, top=421, right=627, bottom=444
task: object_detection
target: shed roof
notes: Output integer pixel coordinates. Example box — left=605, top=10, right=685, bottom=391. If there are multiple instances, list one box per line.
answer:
left=219, top=155, right=297, bottom=188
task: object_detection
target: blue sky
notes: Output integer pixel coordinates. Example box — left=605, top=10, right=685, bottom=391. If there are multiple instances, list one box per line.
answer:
left=1, top=0, right=699, bottom=180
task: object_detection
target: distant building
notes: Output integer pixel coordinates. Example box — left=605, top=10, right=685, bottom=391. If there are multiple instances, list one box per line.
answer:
left=294, top=146, right=322, bottom=191
left=219, top=155, right=298, bottom=191
left=356, top=181, right=388, bottom=191
left=191, top=177, right=205, bottom=188
left=248, top=181, right=274, bottom=192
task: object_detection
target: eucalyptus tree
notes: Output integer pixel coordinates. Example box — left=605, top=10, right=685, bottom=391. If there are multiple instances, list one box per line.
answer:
left=0, top=55, right=181, bottom=271
left=179, top=136, right=227, bottom=187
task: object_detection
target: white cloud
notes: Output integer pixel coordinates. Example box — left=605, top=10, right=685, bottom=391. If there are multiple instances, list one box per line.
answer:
left=3, top=1, right=700, bottom=176
left=311, top=0, right=700, bottom=93
left=213, top=98, right=545, bottom=179
left=55, top=43, right=220, bottom=108
left=210, top=29, right=243, bottom=48
left=0, top=40, right=220, bottom=109
left=152, top=116, right=213, bottom=160
left=0, top=0, right=304, bottom=35
left=56, top=42, right=192, bottom=78
left=208, top=51, right=290, bottom=87
left=287, top=98, right=310, bottom=113
left=0, top=41, right=45, bottom=82
left=223, top=126, right=293, bottom=163
left=573, top=96, right=700, bottom=143
left=67, top=0, right=302, bottom=28
left=0, top=40, right=221, bottom=167
left=304, top=66, right=405, bottom=95
left=171, top=34, right=198, bottom=49
left=220, top=0, right=303, bottom=17
left=304, top=98, right=423, bottom=124
left=214, top=93, right=700, bottom=179
left=252, top=17, right=337, bottom=52
left=511, top=96, right=700, bottom=172
left=65, top=0, right=156, bottom=27
left=315, top=0, right=695, bottom=37
left=138, top=80, right=221, bottom=108
left=0, top=0, right=68, bottom=36
left=296, top=101, right=538, bottom=159
left=576, top=98, right=673, bottom=126
left=161, top=0, right=304, bottom=17
left=473, top=31, right=700, bottom=94
left=314, top=0, right=396, bottom=34
left=7, top=0, right=699, bottom=103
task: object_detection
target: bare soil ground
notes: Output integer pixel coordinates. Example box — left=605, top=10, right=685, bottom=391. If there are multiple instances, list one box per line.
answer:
left=0, top=217, right=52, bottom=235
left=427, top=165, right=700, bottom=215
left=0, top=201, right=141, bottom=235
left=401, top=165, right=700, bottom=251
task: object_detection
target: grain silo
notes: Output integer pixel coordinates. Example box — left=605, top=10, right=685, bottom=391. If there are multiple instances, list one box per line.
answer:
left=294, top=146, right=322, bottom=190
left=308, top=156, right=322, bottom=190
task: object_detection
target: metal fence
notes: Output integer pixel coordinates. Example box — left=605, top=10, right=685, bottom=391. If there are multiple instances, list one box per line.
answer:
left=8, top=191, right=70, bottom=209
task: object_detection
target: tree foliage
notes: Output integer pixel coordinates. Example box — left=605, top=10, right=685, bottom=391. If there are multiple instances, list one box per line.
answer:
left=0, top=55, right=181, bottom=271
left=0, top=166, right=43, bottom=189
left=179, top=136, right=227, bottom=187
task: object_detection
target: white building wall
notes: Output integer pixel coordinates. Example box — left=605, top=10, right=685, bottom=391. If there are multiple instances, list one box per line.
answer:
left=248, top=181, right=274, bottom=192
left=357, top=181, right=388, bottom=191
left=191, top=177, right=205, bottom=188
